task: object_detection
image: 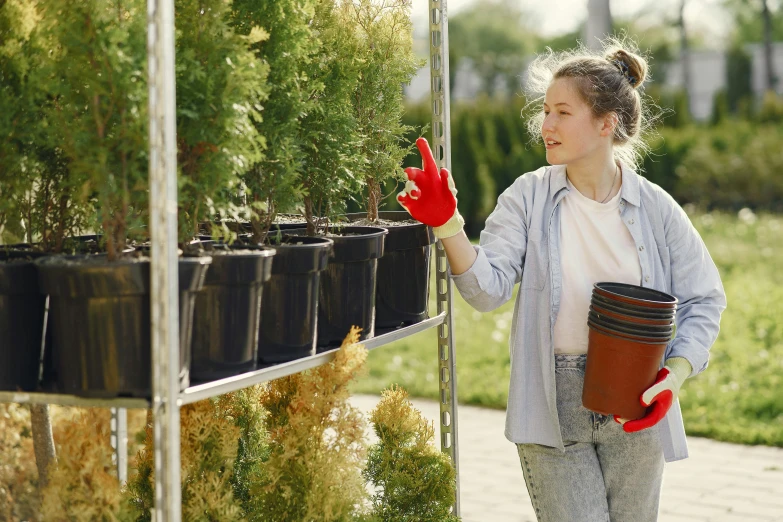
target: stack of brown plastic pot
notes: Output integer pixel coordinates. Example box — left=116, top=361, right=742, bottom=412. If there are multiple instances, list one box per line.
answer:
left=583, top=282, right=678, bottom=420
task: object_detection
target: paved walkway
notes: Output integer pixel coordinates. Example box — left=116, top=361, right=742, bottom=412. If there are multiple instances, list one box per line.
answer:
left=351, top=394, right=783, bottom=522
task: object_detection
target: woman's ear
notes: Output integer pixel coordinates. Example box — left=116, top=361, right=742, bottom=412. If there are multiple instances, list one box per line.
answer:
left=600, top=112, right=619, bottom=137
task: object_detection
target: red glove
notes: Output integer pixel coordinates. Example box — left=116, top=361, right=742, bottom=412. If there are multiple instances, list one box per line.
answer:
left=615, top=357, right=692, bottom=433
left=397, top=138, right=463, bottom=238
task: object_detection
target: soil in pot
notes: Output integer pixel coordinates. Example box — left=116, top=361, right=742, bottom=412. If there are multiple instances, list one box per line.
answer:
left=258, top=234, right=333, bottom=363
left=188, top=242, right=275, bottom=381
left=36, top=254, right=211, bottom=398
left=0, top=248, right=47, bottom=391
left=583, top=325, right=668, bottom=420
left=345, top=212, right=435, bottom=331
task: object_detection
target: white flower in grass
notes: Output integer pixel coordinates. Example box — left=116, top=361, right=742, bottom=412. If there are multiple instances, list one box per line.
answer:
left=738, top=207, right=757, bottom=225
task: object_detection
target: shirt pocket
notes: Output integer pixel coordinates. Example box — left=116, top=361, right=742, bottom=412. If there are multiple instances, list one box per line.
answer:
left=521, top=228, right=549, bottom=291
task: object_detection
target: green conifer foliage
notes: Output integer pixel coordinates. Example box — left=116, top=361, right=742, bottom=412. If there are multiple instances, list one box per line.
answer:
left=229, top=0, right=317, bottom=242
left=35, top=0, right=148, bottom=260
left=0, top=0, right=38, bottom=244
left=126, top=387, right=269, bottom=521
left=348, top=0, right=422, bottom=222
left=250, top=327, right=369, bottom=521
left=39, top=409, right=136, bottom=522
left=174, top=0, right=269, bottom=243
left=364, top=385, right=460, bottom=522
left=0, top=0, right=85, bottom=251
left=297, top=0, right=364, bottom=234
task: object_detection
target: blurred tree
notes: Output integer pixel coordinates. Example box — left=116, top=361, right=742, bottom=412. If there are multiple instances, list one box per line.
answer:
left=726, top=43, right=754, bottom=113
left=724, top=0, right=782, bottom=93
left=448, top=0, right=538, bottom=97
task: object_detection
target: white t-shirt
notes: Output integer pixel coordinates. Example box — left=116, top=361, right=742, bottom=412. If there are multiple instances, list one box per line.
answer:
left=553, top=177, right=642, bottom=354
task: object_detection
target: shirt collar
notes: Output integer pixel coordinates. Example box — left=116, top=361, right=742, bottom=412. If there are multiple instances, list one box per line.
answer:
left=548, top=160, right=641, bottom=207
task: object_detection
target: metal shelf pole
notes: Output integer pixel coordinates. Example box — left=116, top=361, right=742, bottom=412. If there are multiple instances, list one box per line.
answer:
left=429, top=0, right=460, bottom=516
left=111, top=408, right=129, bottom=484
left=147, top=0, right=181, bottom=519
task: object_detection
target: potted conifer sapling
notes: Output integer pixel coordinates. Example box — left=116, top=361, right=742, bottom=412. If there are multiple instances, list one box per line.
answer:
left=296, top=0, right=388, bottom=349
left=346, top=0, right=433, bottom=330
left=175, top=0, right=275, bottom=382
left=33, top=0, right=211, bottom=397
left=230, top=0, right=335, bottom=364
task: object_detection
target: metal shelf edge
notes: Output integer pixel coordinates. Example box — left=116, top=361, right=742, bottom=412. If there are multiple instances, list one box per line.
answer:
left=179, top=311, right=447, bottom=405
left=0, top=391, right=149, bottom=409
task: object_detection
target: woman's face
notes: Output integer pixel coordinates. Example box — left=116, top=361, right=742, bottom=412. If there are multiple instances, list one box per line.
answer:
left=541, top=77, right=610, bottom=166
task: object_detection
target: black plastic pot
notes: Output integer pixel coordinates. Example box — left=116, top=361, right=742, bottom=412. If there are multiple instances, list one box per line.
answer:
left=190, top=245, right=275, bottom=381
left=258, top=235, right=333, bottom=363
left=36, top=256, right=211, bottom=397
left=0, top=248, right=47, bottom=391
left=346, top=212, right=435, bottom=331
left=289, top=226, right=388, bottom=348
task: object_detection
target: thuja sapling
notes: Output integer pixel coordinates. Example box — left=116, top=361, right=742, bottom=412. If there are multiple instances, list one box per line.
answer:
left=349, top=0, right=423, bottom=223
left=175, top=0, right=268, bottom=244
left=0, top=0, right=86, bottom=251
left=127, top=390, right=267, bottom=521
left=365, top=385, right=461, bottom=522
left=0, top=0, right=36, bottom=244
left=36, top=0, right=148, bottom=260
left=229, top=0, right=317, bottom=243
left=297, top=0, right=364, bottom=236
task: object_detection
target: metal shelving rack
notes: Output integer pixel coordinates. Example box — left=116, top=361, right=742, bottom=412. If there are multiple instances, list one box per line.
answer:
left=0, top=1, right=457, bottom=520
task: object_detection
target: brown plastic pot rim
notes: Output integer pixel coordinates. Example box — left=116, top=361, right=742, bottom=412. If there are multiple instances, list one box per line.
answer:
left=588, top=310, right=673, bottom=333
left=589, top=304, right=673, bottom=326
left=590, top=301, right=677, bottom=323
left=588, top=317, right=672, bottom=338
left=591, top=296, right=677, bottom=318
left=593, top=282, right=678, bottom=308
left=588, top=321, right=671, bottom=345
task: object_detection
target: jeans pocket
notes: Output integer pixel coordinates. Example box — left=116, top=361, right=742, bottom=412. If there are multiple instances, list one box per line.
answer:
left=555, top=369, right=589, bottom=442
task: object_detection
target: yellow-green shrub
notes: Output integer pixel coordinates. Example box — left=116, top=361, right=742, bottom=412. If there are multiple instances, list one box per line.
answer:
left=364, top=386, right=460, bottom=522
left=249, top=327, right=369, bottom=521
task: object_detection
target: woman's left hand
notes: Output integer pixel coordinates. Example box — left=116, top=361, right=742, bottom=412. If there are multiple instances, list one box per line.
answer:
left=614, top=357, right=693, bottom=433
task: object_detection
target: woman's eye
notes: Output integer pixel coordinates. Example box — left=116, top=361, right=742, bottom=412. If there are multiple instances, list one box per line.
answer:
left=560, top=111, right=569, bottom=115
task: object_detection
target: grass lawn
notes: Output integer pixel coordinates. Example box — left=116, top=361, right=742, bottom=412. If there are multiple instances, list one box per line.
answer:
left=351, top=210, right=783, bottom=447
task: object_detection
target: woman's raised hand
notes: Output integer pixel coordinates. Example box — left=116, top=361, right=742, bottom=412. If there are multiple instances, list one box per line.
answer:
left=397, top=138, right=464, bottom=238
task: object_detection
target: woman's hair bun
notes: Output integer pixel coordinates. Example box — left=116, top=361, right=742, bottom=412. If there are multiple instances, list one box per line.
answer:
left=606, top=49, right=648, bottom=89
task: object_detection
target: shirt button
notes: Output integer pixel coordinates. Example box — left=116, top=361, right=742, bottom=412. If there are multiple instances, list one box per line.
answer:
left=645, top=276, right=650, bottom=282
left=628, top=219, right=635, bottom=225
left=639, top=245, right=644, bottom=251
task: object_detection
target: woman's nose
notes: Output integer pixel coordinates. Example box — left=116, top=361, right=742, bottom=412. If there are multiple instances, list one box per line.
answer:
left=542, top=116, right=555, bottom=135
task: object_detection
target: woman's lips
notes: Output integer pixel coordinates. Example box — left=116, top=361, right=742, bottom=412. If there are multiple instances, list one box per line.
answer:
left=545, top=142, right=560, bottom=150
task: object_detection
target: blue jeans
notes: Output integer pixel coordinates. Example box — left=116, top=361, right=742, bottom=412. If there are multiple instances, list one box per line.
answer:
left=516, top=354, right=665, bottom=522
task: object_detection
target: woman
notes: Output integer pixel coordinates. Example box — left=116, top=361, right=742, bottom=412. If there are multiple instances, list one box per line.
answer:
left=397, top=40, right=726, bottom=521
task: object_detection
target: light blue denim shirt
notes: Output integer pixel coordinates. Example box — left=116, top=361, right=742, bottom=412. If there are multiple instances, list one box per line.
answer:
left=451, top=162, right=727, bottom=462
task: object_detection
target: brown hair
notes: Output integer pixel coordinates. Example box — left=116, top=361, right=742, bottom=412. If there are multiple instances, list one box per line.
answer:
left=524, top=37, right=662, bottom=170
